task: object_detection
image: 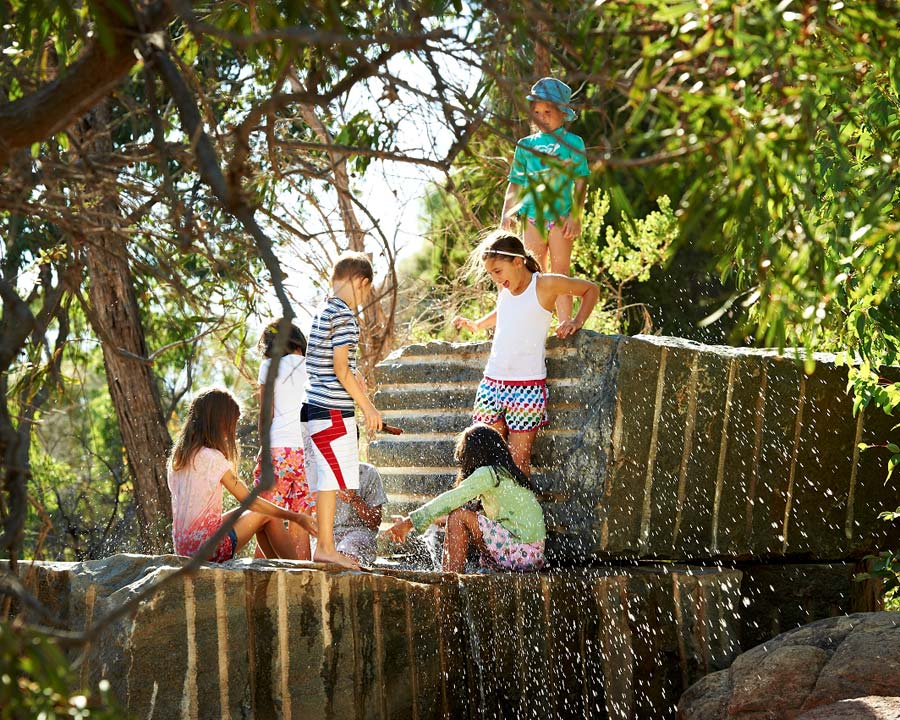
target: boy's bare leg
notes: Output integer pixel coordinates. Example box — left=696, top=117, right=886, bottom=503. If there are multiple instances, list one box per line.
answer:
left=523, top=221, right=549, bottom=271
left=547, top=224, right=573, bottom=323
left=313, top=490, right=360, bottom=569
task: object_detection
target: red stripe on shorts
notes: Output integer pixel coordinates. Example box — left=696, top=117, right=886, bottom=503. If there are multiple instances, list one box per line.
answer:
left=484, top=376, right=547, bottom=387
left=311, top=409, right=349, bottom=490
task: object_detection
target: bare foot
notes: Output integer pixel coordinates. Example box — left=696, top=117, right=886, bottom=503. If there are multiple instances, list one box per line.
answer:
left=313, top=546, right=361, bottom=570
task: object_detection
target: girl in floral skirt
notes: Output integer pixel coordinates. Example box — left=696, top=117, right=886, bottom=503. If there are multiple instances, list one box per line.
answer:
left=383, top=424, right=546, bottom=573
left=253, top=320, right=316, bottom=559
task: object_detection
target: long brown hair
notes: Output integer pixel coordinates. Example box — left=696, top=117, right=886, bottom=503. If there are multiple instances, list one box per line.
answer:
left=170, top=388, right=241, bottom=471
left=454, top=424, right=533, bottom=490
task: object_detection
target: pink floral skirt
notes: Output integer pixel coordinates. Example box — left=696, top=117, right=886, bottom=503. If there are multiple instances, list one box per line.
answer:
left=253, top=446, right=315, bottom=514
left=476, top=514, right=545, bottom=572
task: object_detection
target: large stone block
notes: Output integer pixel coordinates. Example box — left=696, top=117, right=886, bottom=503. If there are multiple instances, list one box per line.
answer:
left=373, top=334, right=900, bottom=563
left=16, top=555, right=750, bottom=720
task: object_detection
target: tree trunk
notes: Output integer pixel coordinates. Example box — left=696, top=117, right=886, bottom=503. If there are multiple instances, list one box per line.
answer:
left=295, top=101, right=395, bottom=378
left=81, top=103, right=172, bottom=552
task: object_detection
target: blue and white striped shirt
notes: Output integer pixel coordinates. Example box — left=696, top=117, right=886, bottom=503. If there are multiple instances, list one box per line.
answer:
left=305, top=297, right=359, bottom=410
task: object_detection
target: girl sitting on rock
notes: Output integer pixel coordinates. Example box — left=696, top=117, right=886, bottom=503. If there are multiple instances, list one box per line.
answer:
left=168, top=388, right=317, bottom=563
left=383, top=424, right=546, bottom=573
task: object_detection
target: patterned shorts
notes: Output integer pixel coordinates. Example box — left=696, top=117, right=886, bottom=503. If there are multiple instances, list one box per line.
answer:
left=209, top=527, right=238, bottom=563
left=472, top=376, right=549, bottom=433
left=476, top=514, right=545, bottom=572
left=526, top=215, right=557, bottom=234
left=336, top=529, right=377, bottom=566
left=253, top=447, right=315, bottom=514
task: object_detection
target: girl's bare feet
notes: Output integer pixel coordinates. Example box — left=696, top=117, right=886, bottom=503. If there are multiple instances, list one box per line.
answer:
left=313, top=545, right=361, bottom=570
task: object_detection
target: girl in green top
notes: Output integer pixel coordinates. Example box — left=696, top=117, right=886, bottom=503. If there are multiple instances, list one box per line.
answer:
left=383, top=424, right=546, bottom=573
left=500, top=77, right=591, bottom=325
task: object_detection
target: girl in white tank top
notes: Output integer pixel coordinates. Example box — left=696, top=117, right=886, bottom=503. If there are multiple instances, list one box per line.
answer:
left=452, top=231, right=599, bottom=477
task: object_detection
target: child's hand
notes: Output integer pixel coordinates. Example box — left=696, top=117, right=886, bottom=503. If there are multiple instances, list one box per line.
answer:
left=555, top=319, right=583, bottom=338
left=294, top=512, right=318, bottom=537
left=363, top=402, right=383, bottom=433
left=381, top=516, right=413, bottom=543
left=338, top=488, right=356, bottom=503
left=562, top=216, right=582, bottom=242
left=452, top=315, right=476, bottom=332
left=500, top=216, right=517, bottom=232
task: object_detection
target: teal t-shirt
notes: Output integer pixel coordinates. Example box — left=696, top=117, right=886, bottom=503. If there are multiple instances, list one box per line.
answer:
left=508, top=129, right=590, bottom=222
left=408, top=466, right=546, bottom=544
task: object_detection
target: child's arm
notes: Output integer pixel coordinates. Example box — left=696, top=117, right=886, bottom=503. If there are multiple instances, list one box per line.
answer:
left=562, top=178, right=589, bottom=241
left=338, top=489, right=382, bottom=531
left=452, top=310, right=497, bottom=334
left=256, top=384, right=271, bottom=455
left=537, top=274, right=600, bottom=338
left=500, top=181, right=524, bottom=231
left=333, top=344, right=382, bottom=432
left=382, top=468, right=495, bottom=542
left=221, top=470, right=318, bottom=535
left=383, top=516, right=415, bottom=543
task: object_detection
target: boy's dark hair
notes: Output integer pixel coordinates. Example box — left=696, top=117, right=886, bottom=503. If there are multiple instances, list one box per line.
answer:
left=454, top=423, right=534, bottom=490
left=258, top=319, right=307, bottom=358
left=332, top=251, right=374, bottom=284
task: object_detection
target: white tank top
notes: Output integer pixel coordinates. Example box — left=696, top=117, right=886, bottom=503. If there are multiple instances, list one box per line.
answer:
left=484, top=273, right=553, bottom=381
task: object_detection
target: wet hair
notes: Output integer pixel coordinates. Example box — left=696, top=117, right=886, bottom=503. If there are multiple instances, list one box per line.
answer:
left=258, top=319, right=306, bottom=358
left=170, top=388, right=241, bottom=471
left=454, top=424, right=534, bottom=490
left=332, top=251, right=374, bottom=284
left=480, top=230, right=542, bottom=274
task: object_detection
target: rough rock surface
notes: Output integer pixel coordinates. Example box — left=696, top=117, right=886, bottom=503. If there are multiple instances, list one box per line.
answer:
left=17, top=555, right=748, bottom=720
left=796, top=696, right=900, bottom=719
left=372, top=334, right=900, bottom=563
left=678, top=612, right=900, bottom=720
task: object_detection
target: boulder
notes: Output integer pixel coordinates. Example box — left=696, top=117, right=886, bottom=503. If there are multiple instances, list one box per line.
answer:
left=678, top=612, right=900, bottom=720
left=796, top=696, right=900, bottom=719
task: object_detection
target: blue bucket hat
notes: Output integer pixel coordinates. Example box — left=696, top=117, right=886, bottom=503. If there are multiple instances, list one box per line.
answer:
left=527, top=77, right=577, bottom=121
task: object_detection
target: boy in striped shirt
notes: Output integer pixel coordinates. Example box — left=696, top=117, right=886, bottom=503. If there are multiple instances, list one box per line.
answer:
left=302, top=252, right=383, bottom=569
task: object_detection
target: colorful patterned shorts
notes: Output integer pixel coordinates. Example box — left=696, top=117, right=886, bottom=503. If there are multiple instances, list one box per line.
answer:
left=253, top=446, right=315, bottom=514
left=526, top=215, right=557, bottom=234
left=472, top=376, right=549, bottom=433
left=476, top=514, right=545, bottom=572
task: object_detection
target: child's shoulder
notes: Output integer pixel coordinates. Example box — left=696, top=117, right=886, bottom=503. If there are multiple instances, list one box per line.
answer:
left=517, top=131, right=549, bottom=146
left=194, top=446, right=228, bottom=466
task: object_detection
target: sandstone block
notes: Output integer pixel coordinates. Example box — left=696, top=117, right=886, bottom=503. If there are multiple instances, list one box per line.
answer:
left=373, top=334, right=900, bottom=563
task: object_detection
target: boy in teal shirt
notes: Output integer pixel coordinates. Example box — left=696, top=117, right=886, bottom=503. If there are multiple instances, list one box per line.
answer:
left=500, top=77, right=591, bottom=325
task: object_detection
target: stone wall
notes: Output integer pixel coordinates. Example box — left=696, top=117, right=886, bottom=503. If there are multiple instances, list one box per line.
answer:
left=371, top=333, right=900, bottom=564
left=19, top=555, right=748, bottom=720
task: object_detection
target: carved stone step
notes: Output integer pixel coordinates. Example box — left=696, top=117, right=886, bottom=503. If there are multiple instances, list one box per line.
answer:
left=372, top=333, right=900, bottom=563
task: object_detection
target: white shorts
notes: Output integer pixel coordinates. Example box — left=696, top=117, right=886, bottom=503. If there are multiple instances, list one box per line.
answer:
left=301, top=405, right=359, bottom=493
